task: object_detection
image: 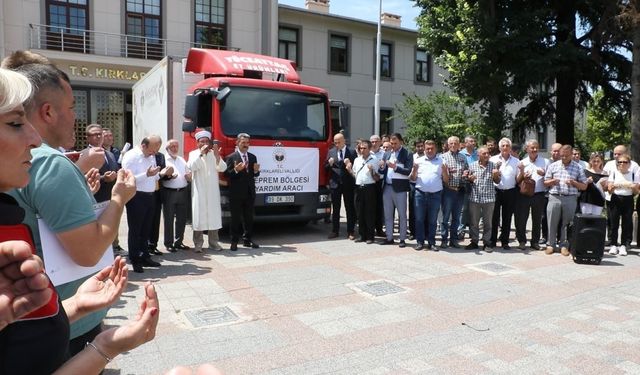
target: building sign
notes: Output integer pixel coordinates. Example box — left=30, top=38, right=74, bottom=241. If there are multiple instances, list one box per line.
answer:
left=252, top=146, right=319, bottom=193
left=49, top=58, right=152, bottom=85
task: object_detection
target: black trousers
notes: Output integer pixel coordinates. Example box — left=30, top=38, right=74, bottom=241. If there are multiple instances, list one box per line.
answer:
left=161, top=187, right=189, bottom=247
left=515, top=192, right=546, bottom=244
left=374, top=179, right=384, bottom=233
left=408, top=183, right=416, bottom=236
left=148, top=190, right=162, bottom=247
left=610, top=194, right=634, bottom=246
left=355, top=184, right=377, bottom=241
left=330, top=183, right=356, bottom=234
left=491, top=187, right=518, bottom=245
left=126, top=191, right=155, bottom=262
left=230, top=196, right=255, bottom=243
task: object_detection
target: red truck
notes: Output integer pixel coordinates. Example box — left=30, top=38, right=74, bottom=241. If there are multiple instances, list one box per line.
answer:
left=179, top=48, right=336, bottom=225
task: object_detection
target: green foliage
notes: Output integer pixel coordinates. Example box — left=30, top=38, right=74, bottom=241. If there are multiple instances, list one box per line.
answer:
left=412, top=0, right=632, bottom=145
left=575, top=90, right=630, bottom=155
left=395, top=91, right=486, bottom=147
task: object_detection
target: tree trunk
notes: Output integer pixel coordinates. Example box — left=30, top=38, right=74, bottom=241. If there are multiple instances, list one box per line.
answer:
left=554, top=2, right=578, bottom=145
left=631, top=19, right=640, bottom=162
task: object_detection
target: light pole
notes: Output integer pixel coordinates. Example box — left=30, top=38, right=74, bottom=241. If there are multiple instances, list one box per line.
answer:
left=374, top=0, right=382, bottom=135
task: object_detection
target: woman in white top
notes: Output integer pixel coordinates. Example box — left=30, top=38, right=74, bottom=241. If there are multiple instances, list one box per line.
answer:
left=606, top=154, right=639, bottom=256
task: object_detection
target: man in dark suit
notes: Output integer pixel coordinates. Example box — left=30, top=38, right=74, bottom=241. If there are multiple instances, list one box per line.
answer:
left=378, top=133, right=413, bottom=248
left=325, top=132, right=357, bottom=239
left=224, top=132, right=260, bottom=251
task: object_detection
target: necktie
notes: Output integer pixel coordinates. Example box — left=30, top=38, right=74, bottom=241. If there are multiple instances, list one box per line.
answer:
left=339, top=149, right=343, bottom=161
left=243, top=154, right=248, bottom=164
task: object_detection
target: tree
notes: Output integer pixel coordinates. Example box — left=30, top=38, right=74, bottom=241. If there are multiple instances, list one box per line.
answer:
left=395, top=91, right=485, bottom=147
left=413, top=0, right=632, bottom=146
left=575, top=90, right=630, bottom=155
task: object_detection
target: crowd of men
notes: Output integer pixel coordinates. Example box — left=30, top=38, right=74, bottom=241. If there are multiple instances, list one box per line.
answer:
left=326, top=132, right=636, bottom=256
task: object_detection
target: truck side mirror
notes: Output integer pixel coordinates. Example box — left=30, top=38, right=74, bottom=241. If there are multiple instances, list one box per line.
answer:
left=182, top=93, right=212, bottom=132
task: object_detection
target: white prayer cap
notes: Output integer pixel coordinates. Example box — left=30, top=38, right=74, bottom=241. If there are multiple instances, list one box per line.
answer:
left=195, top=130, right=211, bottom=141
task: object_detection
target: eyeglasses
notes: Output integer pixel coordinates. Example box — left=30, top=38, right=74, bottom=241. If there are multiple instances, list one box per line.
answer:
left=358, top=147, right=369, bottom=150
left=617, top=161, right=630, bottom=164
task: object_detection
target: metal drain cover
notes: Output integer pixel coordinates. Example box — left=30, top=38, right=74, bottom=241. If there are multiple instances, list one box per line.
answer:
left=356, top=280, right=406, bottom=297
left=466, top=262, right=519, bottom=276
left=184, top=306, right=239, bottom=328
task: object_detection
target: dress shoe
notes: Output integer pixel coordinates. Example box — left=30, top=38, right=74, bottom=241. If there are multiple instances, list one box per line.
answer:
left=502, top=243, right=511, bottom=250
left=365, top=240, right=374, bottom=244
left=530, top=243, right=541, bottom=251
left=140, top=257, right=161, bottom=267
left=150, top=248, right=164, bottom=256
left=132, top=263, right=144, bottom=273
left=414, top=243, right=425, bottom=251
left=431, top=244, right=440, bottom=252
left=449, top=241, right=460, bottom=248
left=167, top=247, right=178, bottom=253
left=375, top=230, right=386, bottom=237
left=243, top=240, right=259, bottom=249
left=348, top=233, right=356, bottom=240
left=398, top=240, right=406, bottom=248
left=465, top=242, right=479, bottom=250
left=539, top=238, right=547, bottom=245
left=354, top=238, right=364, bottom=243
left=440, top=241, right=448, bottom=249
left=194, top=247, right=203, bottom=253
left=327, top=232, right=339, bottom=239
left=113, top=245, right=128, bottom=256
left=230, top=243, right=238, bottom=251
left=174, top=243, right=190, bottom=250
left=408, top=235, right=415, bottom=241
left=380, top=239, right=395, bottom=245
left=483, top=245, right=493, bottom=253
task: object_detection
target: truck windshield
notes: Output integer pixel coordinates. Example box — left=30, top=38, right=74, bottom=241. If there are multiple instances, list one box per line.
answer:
left=220, top=86, right=328, bottom=141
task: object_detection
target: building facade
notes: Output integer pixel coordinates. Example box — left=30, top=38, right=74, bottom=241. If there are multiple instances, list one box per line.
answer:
left=0, top=0, right=446, bottom=148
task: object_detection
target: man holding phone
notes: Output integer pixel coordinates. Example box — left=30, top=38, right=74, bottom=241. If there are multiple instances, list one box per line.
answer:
left=188, top=130, right=227, bottom=252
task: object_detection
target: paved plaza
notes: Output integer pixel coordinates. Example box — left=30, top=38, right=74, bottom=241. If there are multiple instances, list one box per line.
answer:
left=104, top=213, right=640, bottom=374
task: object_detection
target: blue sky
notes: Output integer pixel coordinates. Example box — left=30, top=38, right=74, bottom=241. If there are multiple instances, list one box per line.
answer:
left=277, top=0, right=422, bottom=30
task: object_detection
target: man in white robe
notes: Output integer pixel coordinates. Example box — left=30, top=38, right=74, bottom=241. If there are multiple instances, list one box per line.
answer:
left=187, top=130, right=227, bottom=252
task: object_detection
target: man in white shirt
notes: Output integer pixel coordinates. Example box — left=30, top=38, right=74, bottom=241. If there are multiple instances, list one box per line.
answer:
left=489, top=137, right=519, bottom=249
left=515, top=139, right=549, bottom=250
left=370, top=134, right=385, bottom=236
left=410, top=140, right=448, bottom=251
left=122, top=135, right=173, bottom=273
left=347, top=140, right=379, bottom=243
left=162, top=139, right=191, bottom=252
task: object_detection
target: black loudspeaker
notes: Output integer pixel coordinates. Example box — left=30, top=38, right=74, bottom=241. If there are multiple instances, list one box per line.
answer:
left=569, top=213, right=606, bottom=264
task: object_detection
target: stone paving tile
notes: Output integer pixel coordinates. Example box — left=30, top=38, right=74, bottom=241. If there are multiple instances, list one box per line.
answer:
left=353, top=254, right=469, bottom=283
left=424, top=277, right=528, bottom=307
left=210, top=246, right=307, bottom=268
left=242, top=265, right=357, bottom=304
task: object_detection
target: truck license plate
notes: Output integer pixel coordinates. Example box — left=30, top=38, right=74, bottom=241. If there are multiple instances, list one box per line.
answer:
left=266, top=195, right=294, bottom=204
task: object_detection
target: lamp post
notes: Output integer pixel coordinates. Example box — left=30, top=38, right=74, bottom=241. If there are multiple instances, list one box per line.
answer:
left=374, top=0, right=382, bottom=135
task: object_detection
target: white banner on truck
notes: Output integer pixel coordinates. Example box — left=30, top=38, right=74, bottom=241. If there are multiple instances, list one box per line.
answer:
left=251, top=146, right=318, bottom=193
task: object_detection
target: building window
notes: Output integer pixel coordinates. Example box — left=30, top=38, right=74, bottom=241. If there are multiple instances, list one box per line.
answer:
left=195, top=0, right=227, bottom=48
left=45, top=0, right=89, bottom=52
left=415, top=48, right=431, bottom=83
left=329, top=34, right=349, bottom=73
left=537, top=123, right=548, bottom=150
left=379, top=42, right=392, bottom=78
left=125, top=0, right=163, bottom=59
left=380, top=109, right=393, bottom=135
left=278, top=26, right=300, bottom=67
